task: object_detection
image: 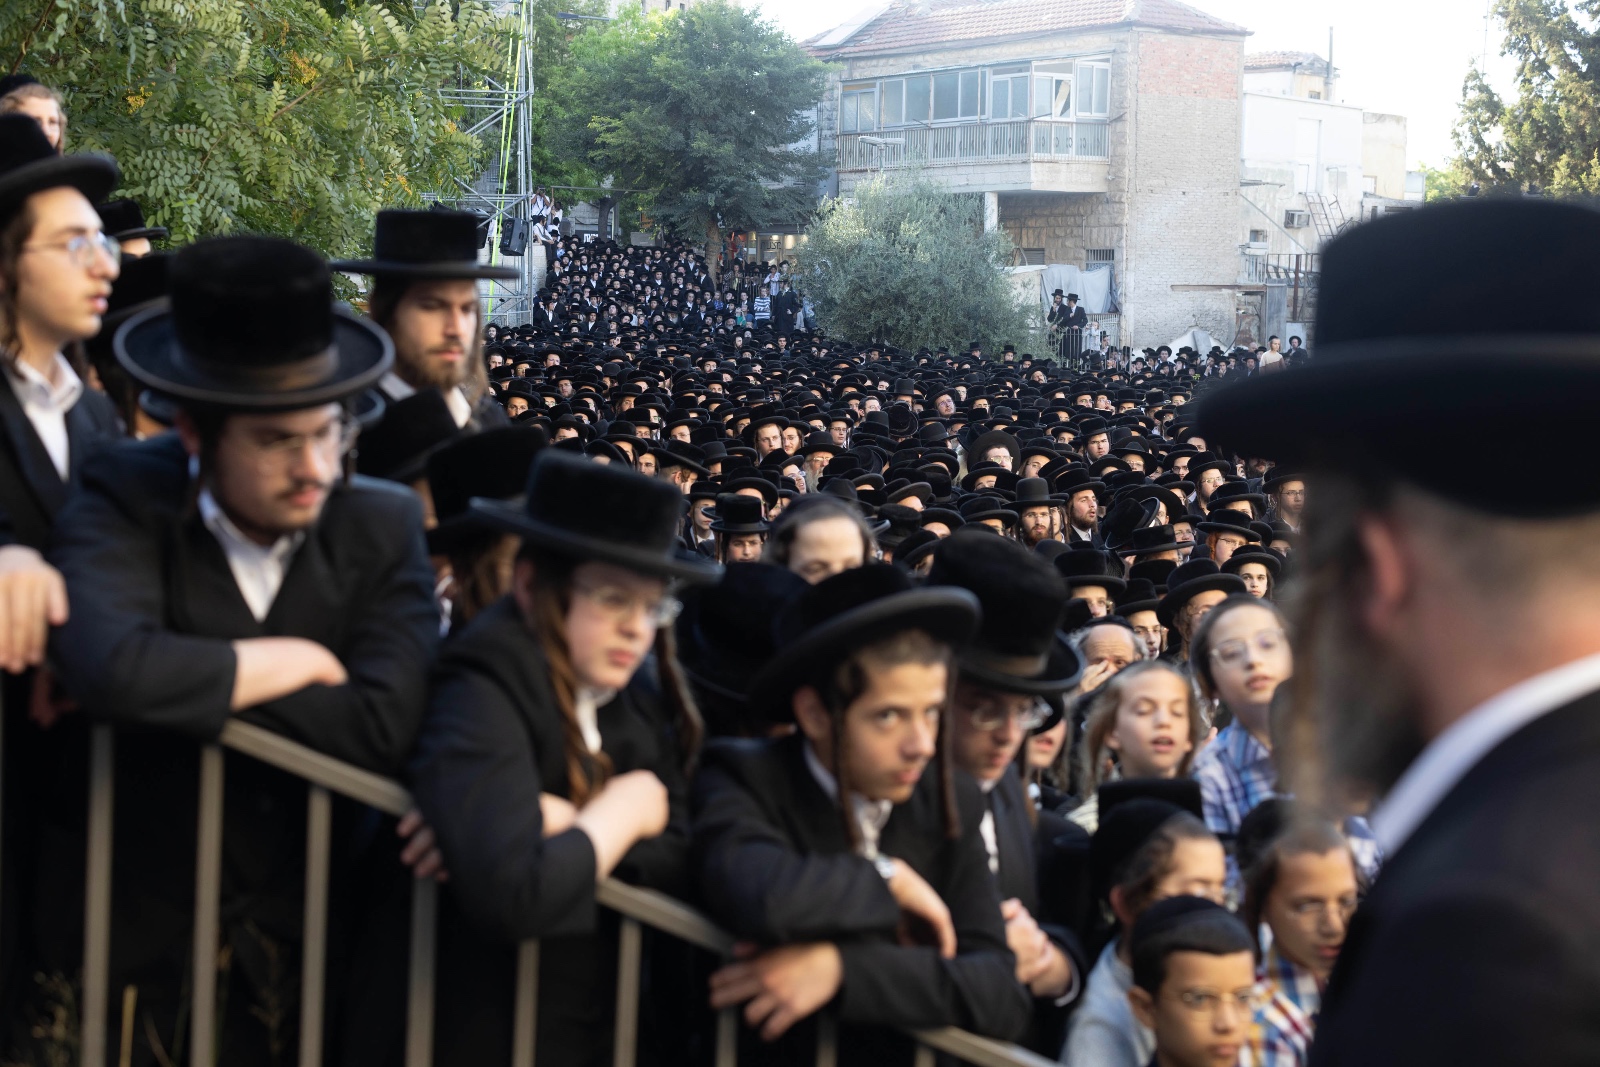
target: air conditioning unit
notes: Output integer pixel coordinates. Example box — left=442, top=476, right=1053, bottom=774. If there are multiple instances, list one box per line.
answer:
left=1284, top=210, right=1311, bottom=228
left=1244, top=240, right=1270, bottom=255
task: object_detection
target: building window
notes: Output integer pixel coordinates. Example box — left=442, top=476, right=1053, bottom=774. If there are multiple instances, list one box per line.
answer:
left=932, top=72, right=959, bottom=120
left=1018, top=247, right=1047, bottom=265
left=1087, top=248, right=1115, bottom=264
left=1075, top=59, right=1110, bottom=118
left=1033, top=62, right=1072, bottom=119
left=840, top=86, right=877, bottom=133
left=990, top=65, right=1029, bottom=119
left=882, top=80, right=904, bottom=125
left=1308, top=90, right=1322, bottom=100
left=1247, top=230, right=1268, bottom=244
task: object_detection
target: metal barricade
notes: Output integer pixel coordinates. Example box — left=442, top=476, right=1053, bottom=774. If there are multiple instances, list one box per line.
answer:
left=70, top=719, right=1058, bottom=1067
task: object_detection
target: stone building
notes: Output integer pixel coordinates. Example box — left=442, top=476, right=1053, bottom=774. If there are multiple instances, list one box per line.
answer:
left=803, top=0, right=1249, bottom=347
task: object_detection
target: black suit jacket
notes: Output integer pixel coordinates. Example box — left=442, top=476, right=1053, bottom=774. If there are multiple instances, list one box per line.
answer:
left=0, top=374, right=119, bottom=550
left=39, top=433, right=439, bottom=1062
left=691, top=735, right=1031, bottom=1065
left=1309, top=690, right=1600, bottom=1066
left=409, top=598, right=691, bottom=1066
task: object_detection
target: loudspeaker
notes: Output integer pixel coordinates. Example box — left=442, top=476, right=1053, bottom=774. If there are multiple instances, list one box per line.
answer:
left=499, top=218, right=529, bottom=257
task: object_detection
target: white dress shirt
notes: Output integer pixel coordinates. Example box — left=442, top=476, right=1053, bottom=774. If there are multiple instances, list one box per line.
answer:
left=574, top=687, right=616, bottom=754
left=5, top=352, right=83, bottom=480
left=379, top=372, right=472, bottom=429
left=1372, top=651, right=1600, bottom=855
left=804, top=743, right=893, bottom=858
left=198, top=490, right=305, bottom=622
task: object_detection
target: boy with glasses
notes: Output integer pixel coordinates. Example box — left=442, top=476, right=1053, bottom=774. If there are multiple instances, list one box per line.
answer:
left=1126, top=896, right=1259, bottom=1067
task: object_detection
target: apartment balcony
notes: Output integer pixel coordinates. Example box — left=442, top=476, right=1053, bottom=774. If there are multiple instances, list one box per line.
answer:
left=837, top=119, right=1111, bottom=195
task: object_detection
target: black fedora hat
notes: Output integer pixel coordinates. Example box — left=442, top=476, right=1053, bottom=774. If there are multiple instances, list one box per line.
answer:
left=472, top=449, right=722, bottom=584
left=1194, top=509, right=1263, bottom=542
left=354, top=390, right=461, bottom=482
left=675, top=562, right=809, bottom=728
left=1195, top=198, right=1600, bottom=518
left=1157, top=558, right=1246, bottom=627
left=1128, top=558, right=1178, bottom=592
left=1209, top=481, right=1267, bottom=515
left=0, top=114, right=119, bottom=219
left=926, top=530, right=1082, bottom=695
left=749, top=564, right=979, bottom=718
left=117, top=236, right=392, bottom=410
left=332, top=208, right=518, bottom=280
left=1222, top=548, right=1282, bottom=578
left=424, top=424, right=548, bottom=554
left=1121, top=523, right=1184, bottom=558
left=707, top=492, right=769, bottom=534
left=96, top=198, right=168, bottom=243
left=1054, top=545, right=1127, bottom=593
left=1116, top=577, right=1163, bottom=616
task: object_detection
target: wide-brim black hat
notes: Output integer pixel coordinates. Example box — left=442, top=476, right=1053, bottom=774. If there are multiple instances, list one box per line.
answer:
left=472, top=449, right=722, bottom=584
left=0, top=114, right=119, bottom=219
left=959, top=632, right=1082, bottom=696
left=1157, top=561, right=1247, bottom=627
left=96, top=198, right=168, bottom=243
left=1195, top=199, right=1600, bottom=518
left=117, top=236, right=392, bottom=410
left=331, top=208, right=518, bottom=280
left=750, top=564, right=979, bottom=718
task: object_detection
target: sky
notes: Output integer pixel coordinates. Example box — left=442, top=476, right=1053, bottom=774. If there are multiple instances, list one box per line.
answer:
left=751, top=0, right=1517, bottom=169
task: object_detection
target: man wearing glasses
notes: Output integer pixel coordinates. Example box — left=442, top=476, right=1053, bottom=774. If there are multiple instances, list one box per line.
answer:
left=926, top=531, right=1090, bottom=1054
left=39, top=235, right=441, bottom=1061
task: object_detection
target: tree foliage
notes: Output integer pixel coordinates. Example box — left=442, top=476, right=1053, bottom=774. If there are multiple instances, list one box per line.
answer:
left=1, top=0, right=514, bottom=259
left=797, top=175, right=1041, bottom=354
left=1417, top=161, right=1469, bottom=201
left=1455, top=0, right=1600, bottom=193
left=549, top=1, right=827, bottom=249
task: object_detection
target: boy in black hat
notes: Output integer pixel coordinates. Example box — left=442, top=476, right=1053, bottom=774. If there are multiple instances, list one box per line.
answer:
left=334, top=208, right=518, bottom=432
left=693, top=566, right=1031, bottom=1061
left=43, top=236, right=442, bottom=1062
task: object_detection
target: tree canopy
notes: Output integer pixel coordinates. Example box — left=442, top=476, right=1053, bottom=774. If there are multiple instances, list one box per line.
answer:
left=1455, top=0, right=1600, bottom=193
left=548, top=0, right=827, bottom=250
left=797, top=175, right=1041, bottom=354
left=2, top=0, right=513, bottom=258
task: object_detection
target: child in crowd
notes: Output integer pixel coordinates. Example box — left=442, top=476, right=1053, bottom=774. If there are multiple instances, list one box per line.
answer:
left=1127, top=896, right=1259, bottom=1067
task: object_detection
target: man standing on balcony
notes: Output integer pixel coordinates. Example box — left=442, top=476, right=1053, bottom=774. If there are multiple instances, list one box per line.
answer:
left=37, top=236, right=441, bottom=1066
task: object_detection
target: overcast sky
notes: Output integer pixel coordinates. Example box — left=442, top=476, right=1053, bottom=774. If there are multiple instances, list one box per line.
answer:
left=752, top=0, right=1517, bottom=169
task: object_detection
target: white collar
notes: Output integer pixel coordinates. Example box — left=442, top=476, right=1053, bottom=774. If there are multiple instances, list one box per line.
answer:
left=6, top=351, right=83, bottom=409
left=380, top=373, right=472, bottom=429
left=1372, top=650, right=1600, bottom=854
left=197, top=489, right=304, bottom=560
left=803, top=742, right=895, bottom=858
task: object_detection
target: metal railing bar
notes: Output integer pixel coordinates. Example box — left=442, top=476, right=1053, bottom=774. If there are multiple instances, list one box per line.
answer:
left=714, top=1008, right=738, bottom=1067
left=219, top=721, right=410, bottom=817
left=913, top=1044, right=936, bottom=1067
left=191, top=745, right=225, bottom=1067
left=594, top=880, right=734, bottom=955
left=511, top=939, right=540, bottom=1067
left=404, top=878, right=438, bottom=1067
left=612, top=918, right=642, bottom=1067
left=82, top=725, right=115, bottom=1067
left=814, top=1014, right=837, bottom=1067
left=299, top=785, right=332, bottom=1067
left=910, top=1027, right=1063, bottom=1067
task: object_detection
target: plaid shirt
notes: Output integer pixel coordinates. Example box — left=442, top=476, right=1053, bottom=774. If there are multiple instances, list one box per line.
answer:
left=1192, top=722, right=1276, bottom=836
left=1248, top=948, right=1320, bottom=1067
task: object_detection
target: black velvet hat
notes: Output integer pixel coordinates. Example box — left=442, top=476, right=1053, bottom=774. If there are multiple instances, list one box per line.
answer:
left=471, top=448, right=721, bottom=583
left=1195, top=509, right=1263, bottom=542
left=96, top=198, right=167, bottom=242
left=1196, top=199, right=1600, bottom=517
left=926, top=530, right=1082, bottom=695
left=1054, top=545, right=1127, bottom=594
left=1090, top=780, right=1205, bottom=905
left=750, top=564, right=979, bottom=718
left=424, top=424, right=548, bottom=554
left=1115, top=577, right=1163, bottom=616
left=0, top=113, right=119, bottom=219
left=707, top=492, right=769, bottom=534
left=85, top=253, right=170, bottom=363
left=1157, top=559, right=1246, bottom=627
left=354, top=390, right=460, bottom=482
left=1121, top=524, right=1184, bottom=557
left=675, top=562, right=808, bottom=732
left=332, top=208, right=518, bottom=280
left=117, top=236, right=392, bottom=409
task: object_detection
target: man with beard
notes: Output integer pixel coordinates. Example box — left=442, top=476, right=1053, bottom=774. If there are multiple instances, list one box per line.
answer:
left=1198, top=198, right=1600, bottom=1066
left=334, top=208, right=518, bottom=431
left=41, top=236, right=441, bottom=1062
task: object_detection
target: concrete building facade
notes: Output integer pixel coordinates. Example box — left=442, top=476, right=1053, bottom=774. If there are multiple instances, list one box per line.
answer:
left=804, top=0, right=1249, bottom=347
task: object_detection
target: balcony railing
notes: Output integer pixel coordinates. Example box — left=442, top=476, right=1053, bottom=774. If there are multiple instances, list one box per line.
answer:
left=52, top=713, right=1061, bottom=1067
left=839, top=119, right=1110, bottom=171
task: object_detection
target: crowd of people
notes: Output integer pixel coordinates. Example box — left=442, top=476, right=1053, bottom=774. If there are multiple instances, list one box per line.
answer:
left=0, top=68, right=1595, bottom=1067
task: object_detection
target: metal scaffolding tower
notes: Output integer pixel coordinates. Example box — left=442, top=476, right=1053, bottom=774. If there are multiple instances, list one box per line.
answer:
left=428, top=0, right=540, bottom=325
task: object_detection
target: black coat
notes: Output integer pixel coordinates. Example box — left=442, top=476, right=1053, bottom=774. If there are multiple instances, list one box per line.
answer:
left=691, top=735, right=1032, bottom=1066
left=39, top=433, right=439, bottom=1064
left=408, top=598, right=692, bottom=1067
left=1309, top=691, right=1600, bottom=1067
left=0, top=372, right=119, bottom=550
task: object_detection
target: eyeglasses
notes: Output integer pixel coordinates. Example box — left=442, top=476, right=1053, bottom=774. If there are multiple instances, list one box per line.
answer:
left=1131, top=625, right=1164, bottom=644
left=1209, top=628, right=1289, bottom=668
left=1175, top=989, right=1265, bottom=1017
left=573, top=579, right=681, bottom=628
left=249, top=416, right=359, bottom=472
left=23, top=231, right=121, bottom=269
left=1290, top=896, right=1358, bottom=921
left=966, top=697, right=1051, bottom=733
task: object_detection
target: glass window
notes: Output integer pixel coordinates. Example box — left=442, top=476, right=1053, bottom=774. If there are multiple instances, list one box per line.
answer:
left=1032, top=75, right=1052, bottom=117
left=840, top=87, right=876, bottom=133
left=1076, top=60, right=1110, bottom=117
left=905, top=75, right=931, bottom=123
left=932, top=72, right=959, bottom=120
left=992, top=80, right=1009, bottom=118
left=959, top=70, right=981, bottom=118
left=882, top=80, right=904, bottom=125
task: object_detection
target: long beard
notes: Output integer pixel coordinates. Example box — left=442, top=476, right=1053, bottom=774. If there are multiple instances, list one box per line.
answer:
left=398, top=343, right=468, bottom=392
left=1283, top=482, right=1427, bottom=807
